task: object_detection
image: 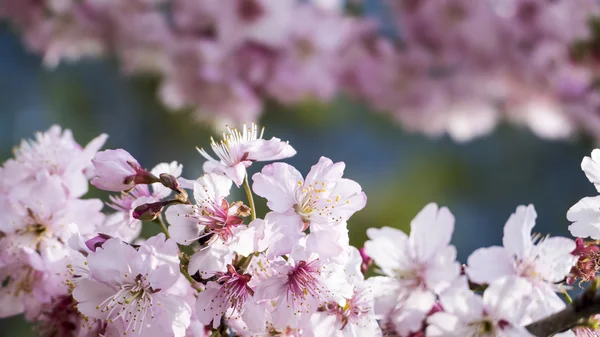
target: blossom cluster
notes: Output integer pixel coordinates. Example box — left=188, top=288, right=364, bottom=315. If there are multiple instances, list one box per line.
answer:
left=4, top=1, right=600, bottom=141
left=3, top=123, right=600, bottom=337
left=0, top=0, right=368, bottom=125
left=344, top=0, right=600, bottom=142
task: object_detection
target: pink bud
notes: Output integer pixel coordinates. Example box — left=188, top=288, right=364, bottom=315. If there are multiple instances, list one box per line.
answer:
left=359, top=247, right=372, bottom=274
left=84, top=234, right=112, bottom=252
left=133, top=201, right=165, bottom=221
left=159, top=173, right=180, bottom=191
left=90, top=149, right=159, bottom=192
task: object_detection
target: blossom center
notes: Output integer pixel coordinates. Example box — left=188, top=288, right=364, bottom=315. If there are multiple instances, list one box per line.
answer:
left=95, top=274, right=158, bottom=335
left=286, top=260, right=324, bottom=306
left=214, top=265, right=254, bottom=316
left=198, top=123, right=263, bottom=166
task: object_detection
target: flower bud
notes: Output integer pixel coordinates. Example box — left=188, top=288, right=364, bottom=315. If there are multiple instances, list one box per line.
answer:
left=159, top=173, right=180, bottom=191
left=84, top=233, right=112, bottom=252
left=91, top=149, right=159, bottom=192
left=133, top=201, right=165, bottom=221
left=359, top=247, right=372, bottom=274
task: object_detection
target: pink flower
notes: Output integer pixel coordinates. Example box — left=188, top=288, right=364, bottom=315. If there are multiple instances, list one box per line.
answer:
left=166, top=173, right=252, bottom=277
left=252, top=156, right=366, bottom=258
left=72, top=234, right=191, bottom=337
left=2, top=125, right=107, bottom=198
left=0, top=173, right=104, bottom=263
left=195, top=265, right=262, bottom=330
left=364, top=203, right=460, bottom=335
left=254, top=245, right=352, bottom=329
left=198, top=123, right=296, bottom=186
left=0, top=243, right=70, bottom=319
left=91, top=149, right=158, bottom=192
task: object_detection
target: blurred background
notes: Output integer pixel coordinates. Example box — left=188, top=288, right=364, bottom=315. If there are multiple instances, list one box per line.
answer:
left=1, top=1, right=600, bottom=335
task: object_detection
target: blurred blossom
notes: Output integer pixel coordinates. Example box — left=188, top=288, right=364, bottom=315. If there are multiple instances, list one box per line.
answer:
left=3, top=0, right=600, bottom=141
left=0, top=0, right=368, bottom=127
left=343, top=0, right=600, bottom=141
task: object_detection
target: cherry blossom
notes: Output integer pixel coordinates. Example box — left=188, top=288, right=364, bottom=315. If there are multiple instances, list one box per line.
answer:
left=364, top=203, right=460, bottom=335
left=2, top=125, right=600, bottom=336
left=0, top=173, right=104, bottom=263
left=2, top=125, right=107, bottom=199
left=198, top=123, right=296, bottom=186
left=467, top=204, right=577, bottom=313
left=166, top=173, right=252, bottom=277
left=254, top=245, right=352, bottom=329
left=195, top=264, right=266, bottom=331
left=306, top=247, right=381, bottom=337
left=427, top=277, right=534, bottom=337
left=91, top=149, right=159, bottom=192
left=252, top=156, right=365, bottom=258
left=568, top=149, right=600, bottom=239
left=72, top=234, right=191, bottom=337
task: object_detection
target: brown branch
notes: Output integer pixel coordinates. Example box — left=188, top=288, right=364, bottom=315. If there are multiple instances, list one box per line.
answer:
left=526, top=280, right=600, bottom=337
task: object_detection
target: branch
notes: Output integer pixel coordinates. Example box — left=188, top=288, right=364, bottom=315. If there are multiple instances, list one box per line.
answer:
left=526, top=280, right=600, bottom=337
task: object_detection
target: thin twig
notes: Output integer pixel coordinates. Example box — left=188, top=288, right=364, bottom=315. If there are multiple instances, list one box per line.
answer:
left=243, top=175, right=256, bottom=221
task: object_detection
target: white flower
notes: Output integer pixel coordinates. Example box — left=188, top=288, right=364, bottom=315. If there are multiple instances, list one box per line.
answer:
left=306, top=247, right=382, bottom=337
left=252, top=157, right=366, bottom=258
left=467, top=204, right=576, bottom=314
left=364, top=203, right=460, bottom=335
left=427, top=277, right=534, bottom=337
left=567, top=149, right=600, bottom=239
left=198, top=123, right=296, bottom=186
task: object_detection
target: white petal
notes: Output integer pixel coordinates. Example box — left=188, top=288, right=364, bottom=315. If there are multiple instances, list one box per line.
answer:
left=72, top=279, right=116, bottom=320
left=188, top=240, right=234, bottom=277
left=567, top=196, right=600, bottom=239
left=483, top=277, right=532, bottom=324
left=166, top=205, right=203, bottom=245
left=262, top=211, right=305, bottom=259
left=195, top=285, right=222, bottom=328
left=366, top=276, right=403, bottom=316
left=427, top=312, right=460, bottom=337
left=193, top=173, right=232, bottom=205
left=409, top=203, right=455, bottom=262
left=241, top=300, right=268, bottom=333
left=503, top=204, right=536, bottom=259
left=87, top=239, right=138, bottom=286
left=252, top=163, right=303, bottom=213
left=582, top=149, right=600, bottom=191
left=304, top=157, right=345, bottom=187
left=535, top=237, right=577, bottom=283
left=466, top=246, right=514, bottom=284
left=437, top=277, right=482, bottom=321
left=364, top=227, right=409, bottom=277
left=246, top=137, right=296, bottom=162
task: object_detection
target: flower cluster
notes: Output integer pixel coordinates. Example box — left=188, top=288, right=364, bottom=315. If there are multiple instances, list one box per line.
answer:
left=344, top=0, right=600, bottom=142
left=0, top=0, right=368, bottom=125
left=5, top=1, right=600, bottom=141
left=4, top=123, right=600, bottom=337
